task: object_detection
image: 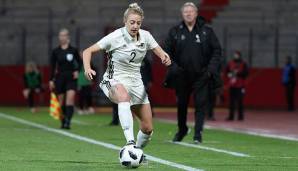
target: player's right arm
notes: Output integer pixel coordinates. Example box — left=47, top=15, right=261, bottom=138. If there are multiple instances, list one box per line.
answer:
left=49, top=50, right=56, bottom=91
left=82, top=44, right=101, bottom=80
left=83, top=31, right=113, bottom=80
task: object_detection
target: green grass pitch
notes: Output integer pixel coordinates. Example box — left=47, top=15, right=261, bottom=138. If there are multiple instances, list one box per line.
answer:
left=0, top=107, right=297, bottom=171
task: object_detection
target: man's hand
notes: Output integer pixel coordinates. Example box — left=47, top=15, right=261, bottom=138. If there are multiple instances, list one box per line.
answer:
left=161, top=53, right=172, bottom=66
left=84, top=68, right=96, bottom=80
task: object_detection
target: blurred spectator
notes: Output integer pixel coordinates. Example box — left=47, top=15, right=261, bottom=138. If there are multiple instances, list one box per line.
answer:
left=164, top=2, right=222, bottom=143
left=77, top=54, right=95, bottom=115
left=282, top=56, right=296, bottom=111
left=225, top=51, right=249, bottom=121
left=23, top=61, right=42, bottom=113
left=49, top=28, right=81, bottom=129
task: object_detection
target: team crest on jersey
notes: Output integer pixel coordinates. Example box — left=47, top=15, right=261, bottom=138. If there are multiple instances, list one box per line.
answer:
left=66, top=54, right=73, bottom=61
left=181, top=34, right=185, bottom=40
left=195, top=34, right=201, bottom=43
left=137, top=43, right=145, bottom=48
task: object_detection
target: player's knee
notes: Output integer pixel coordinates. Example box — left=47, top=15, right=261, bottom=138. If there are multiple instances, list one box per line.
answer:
left=141, top=124, right=153, bottom=134
left=117, top=93, right=130, bottom=102
left=110, top=85, right=130, bottom=102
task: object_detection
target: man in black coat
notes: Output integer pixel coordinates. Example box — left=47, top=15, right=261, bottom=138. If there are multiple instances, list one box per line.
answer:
left=164, top=2, right=222, bottom=143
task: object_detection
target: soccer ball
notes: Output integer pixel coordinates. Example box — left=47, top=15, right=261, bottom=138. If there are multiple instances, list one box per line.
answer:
left=119, top=144, right=144, bottom=168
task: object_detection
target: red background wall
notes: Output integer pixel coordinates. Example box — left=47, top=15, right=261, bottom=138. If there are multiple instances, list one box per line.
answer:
left=1, top=64, right=297, bottom=109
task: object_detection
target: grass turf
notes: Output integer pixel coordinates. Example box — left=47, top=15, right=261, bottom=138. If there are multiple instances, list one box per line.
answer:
left=0, top=107, right=297, bottom=171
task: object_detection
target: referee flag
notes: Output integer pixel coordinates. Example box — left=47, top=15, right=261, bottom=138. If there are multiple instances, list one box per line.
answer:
left=49, top=92, right=63, bottom=120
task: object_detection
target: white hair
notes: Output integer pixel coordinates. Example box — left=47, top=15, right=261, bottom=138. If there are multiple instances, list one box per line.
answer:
left=59, top=28, right=69, bottom=35
left=181, top=2, right=198, bottom=12
left=123, top=3, right=144, bottom=22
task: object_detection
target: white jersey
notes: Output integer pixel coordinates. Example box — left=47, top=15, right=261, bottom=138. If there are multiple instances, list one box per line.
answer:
left=97, top=27, right=158, bottom=80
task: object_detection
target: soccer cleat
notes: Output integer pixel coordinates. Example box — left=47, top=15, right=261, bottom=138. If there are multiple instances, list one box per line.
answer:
left=126, top=140, right=136, bottom=146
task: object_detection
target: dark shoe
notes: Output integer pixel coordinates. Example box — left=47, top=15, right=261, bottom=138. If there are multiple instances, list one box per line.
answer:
left=109, top=121, right=119, bottom=126
left=172, top=128, right=190, bottom=142
left=194, top=133, right=202, bottom=144
left=194, top=139, right=201, bottom=144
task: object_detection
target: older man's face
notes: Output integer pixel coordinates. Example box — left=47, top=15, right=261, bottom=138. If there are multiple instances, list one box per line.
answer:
left=182, top=5, right=198, bottom=23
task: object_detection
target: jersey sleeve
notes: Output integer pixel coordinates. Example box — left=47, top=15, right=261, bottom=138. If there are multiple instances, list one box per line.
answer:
left=96, top=33, right=113, bottom=51
left=146, top=32, right=159, bottom=50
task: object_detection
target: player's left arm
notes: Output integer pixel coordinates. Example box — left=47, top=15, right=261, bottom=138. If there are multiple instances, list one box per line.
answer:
left=146, top=31, right=171, bottom=66
left=152, top=46, right=172, bottom=66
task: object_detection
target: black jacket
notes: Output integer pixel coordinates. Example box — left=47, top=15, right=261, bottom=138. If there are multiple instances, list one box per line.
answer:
left=164, top=16, right=222, bottom=89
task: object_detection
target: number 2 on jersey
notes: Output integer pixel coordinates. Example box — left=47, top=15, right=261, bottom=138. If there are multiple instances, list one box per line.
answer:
left=129, top=51, right=136, bottom=63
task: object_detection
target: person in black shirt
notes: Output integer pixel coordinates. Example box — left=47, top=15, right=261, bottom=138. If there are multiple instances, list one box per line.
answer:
left=49, top=28, right=81, bottom=129
left=23, top=61, right=42, bottom=113
left=164, top=2, right=222, bottom=143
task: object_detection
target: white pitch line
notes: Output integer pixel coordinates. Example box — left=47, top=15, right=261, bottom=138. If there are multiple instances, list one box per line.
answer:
left=156, top=118, right=298, bottom=142
left=0, top=113, right=203, bottom=171
left=170, top=141, right=250, bottom=157
left=205, top=125, right=298, bottom=142
left=72, top=119, right=90, bottom=125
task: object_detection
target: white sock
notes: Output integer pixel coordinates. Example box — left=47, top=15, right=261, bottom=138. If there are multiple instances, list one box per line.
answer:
left=136, top=130, right=153, bottom=149
left=118, top=102, right=134, bottom=143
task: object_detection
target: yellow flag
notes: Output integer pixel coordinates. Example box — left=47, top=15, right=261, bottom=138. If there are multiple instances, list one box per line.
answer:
left=49, top=92, right=63, bottom=120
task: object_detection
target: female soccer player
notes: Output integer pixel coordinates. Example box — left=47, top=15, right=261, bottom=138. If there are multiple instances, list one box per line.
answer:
left=49, top=28, right=81, bottom=129
left=83, top=3, right=171, bottom=149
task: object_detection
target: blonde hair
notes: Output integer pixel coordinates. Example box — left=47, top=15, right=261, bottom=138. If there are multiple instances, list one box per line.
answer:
left=25, top=61, right=39, bottom=73
left=181, top=2, right=198, bottom=12
left=123, top=3, right=144, bottom=22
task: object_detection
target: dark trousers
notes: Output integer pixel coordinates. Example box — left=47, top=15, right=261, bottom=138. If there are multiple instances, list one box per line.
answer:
left=285, top=84, right=295, bottom=111
left=228, top=87, right=244, bottom=120
left=111, top=103, right=119, bottom=124
left=27, top=89, right=35, bottom=107
left=207, top=84, right=217, bottom=119
left=79, top=86, right=92, bottom=110
left=175, top=73, right=209, bottom=139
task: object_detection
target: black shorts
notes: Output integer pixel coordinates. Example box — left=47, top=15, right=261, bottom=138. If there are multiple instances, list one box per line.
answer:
left=55, top=72, right=77, bottom=94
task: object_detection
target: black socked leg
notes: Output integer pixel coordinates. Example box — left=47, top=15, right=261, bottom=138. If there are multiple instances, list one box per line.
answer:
left=64, top=105, right=74, bottom=129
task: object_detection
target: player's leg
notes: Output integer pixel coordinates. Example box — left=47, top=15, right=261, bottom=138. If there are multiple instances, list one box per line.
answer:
left=55, top=75, right=67, bottom=128
left=131, top=104, right=153, bottom=149
left=64, top=89, right=75, bottom=129
left=108, top=83, right=135, bottom=143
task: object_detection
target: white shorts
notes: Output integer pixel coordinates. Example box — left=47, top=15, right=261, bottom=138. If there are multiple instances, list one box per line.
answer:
left=99, top=76, right=149, bottom=105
